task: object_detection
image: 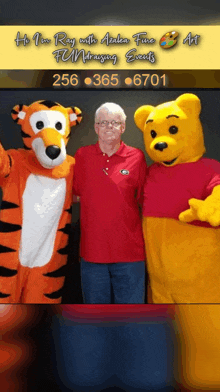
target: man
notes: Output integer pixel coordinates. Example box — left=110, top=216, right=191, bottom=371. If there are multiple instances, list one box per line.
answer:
left=73, top=102, right=147, bottom=304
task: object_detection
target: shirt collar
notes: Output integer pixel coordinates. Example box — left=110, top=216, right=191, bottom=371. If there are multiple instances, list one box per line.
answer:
left=94, top=141, right=128, bottom=157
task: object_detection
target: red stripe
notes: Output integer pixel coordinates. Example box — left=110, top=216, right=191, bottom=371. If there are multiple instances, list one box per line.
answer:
left=60, top=305, right=176, bottom=322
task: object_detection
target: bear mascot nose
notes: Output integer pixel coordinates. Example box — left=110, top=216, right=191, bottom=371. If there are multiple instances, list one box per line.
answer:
left=154, top=142, right=168, bottom=151
left=46, top=145, right=61, bottom=159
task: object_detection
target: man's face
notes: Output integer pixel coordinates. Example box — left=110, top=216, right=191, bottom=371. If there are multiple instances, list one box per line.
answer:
left=95, top=109, right=125, bottom=144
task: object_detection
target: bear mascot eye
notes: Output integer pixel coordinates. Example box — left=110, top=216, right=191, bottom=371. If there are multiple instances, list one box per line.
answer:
left=151, top=130, right=157, bottom=138
left=169, top=125, right=178, bottom=134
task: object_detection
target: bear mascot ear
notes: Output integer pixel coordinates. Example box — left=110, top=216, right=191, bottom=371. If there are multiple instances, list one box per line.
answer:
left=134, top=105, right=155, bottom=131
left=176, top=93, right=201, bottom=116
left=67, top=106, right=82, bottom=127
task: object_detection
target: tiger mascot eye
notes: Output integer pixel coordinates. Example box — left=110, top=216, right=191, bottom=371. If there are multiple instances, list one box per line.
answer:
left=0, top=100, right=82, bottom=303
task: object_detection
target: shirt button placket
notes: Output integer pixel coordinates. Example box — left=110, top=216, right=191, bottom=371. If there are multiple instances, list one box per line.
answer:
left=106, top=158, right=110, bottom=172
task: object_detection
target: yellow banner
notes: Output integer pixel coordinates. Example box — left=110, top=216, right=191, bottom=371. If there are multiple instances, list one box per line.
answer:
left=0, top=26, right=216, bottom=70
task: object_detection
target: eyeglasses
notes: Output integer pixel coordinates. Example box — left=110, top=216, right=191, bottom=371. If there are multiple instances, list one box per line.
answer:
left=96, top=120, right=122, bottom=128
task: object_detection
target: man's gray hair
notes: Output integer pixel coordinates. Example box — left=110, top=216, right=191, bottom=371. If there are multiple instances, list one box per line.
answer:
left=95, top=102, right=127, bottom=123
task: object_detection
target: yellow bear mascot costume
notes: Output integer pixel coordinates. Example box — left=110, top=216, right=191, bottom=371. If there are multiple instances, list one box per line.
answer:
left=135, top=93, right=220, bottom=389
left=135, top=93, right=220, bottom=304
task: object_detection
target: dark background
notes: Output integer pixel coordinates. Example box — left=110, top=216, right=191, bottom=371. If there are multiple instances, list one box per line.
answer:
left=1, top=89, right=220, bottom=304
left=1, top=0, right=220, bottom=25
left=1, top=89, right=220, bottom=161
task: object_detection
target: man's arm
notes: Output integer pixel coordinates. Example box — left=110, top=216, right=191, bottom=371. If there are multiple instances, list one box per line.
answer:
left=72, top=148, right=82, bottom=202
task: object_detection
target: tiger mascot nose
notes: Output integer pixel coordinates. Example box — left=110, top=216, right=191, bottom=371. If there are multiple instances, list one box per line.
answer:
left=46, top=146, right=61, bottom=159
left=46, top=145, right=61, bottom=159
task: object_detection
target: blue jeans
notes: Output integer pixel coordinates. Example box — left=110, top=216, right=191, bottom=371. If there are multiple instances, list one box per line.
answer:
left=80, top=259, right=145, bottom=304
left=51, top=316, right=176, bottom=392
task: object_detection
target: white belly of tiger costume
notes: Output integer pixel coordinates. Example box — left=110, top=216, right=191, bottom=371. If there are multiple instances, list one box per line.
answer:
left=20, top=175, right=66, bottom=268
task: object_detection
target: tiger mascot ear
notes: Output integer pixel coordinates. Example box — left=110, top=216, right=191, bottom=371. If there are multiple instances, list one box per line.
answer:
left=11, top=104, right=29, bottom=125
left=68, top=106, right=82, bottom=127
left=11, top=104, right=83, bottom=128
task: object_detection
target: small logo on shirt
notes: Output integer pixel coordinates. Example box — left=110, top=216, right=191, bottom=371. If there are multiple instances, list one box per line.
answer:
left=120, top=169, right=129, bottom=175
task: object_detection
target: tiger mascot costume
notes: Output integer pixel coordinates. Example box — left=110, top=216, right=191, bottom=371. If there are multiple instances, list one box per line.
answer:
left=0, top=100, right=82, bottom=303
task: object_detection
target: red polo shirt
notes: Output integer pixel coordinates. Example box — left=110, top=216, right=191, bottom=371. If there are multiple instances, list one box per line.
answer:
left=73, top=142, right=147, bottom=263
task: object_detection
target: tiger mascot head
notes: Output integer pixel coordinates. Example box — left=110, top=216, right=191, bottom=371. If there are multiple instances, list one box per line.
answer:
left=11, top=100, right=82, bottom=169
